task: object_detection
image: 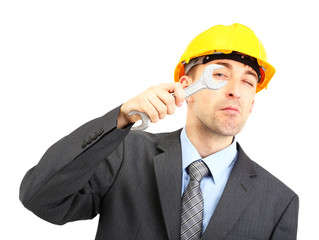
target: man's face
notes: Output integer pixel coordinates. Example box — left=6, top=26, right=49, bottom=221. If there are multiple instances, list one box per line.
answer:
left=184, top=59, right=257, bottom=137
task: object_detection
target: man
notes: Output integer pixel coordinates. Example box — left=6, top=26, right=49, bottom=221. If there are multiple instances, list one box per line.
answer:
left=20, top=23, right=299, bottom=239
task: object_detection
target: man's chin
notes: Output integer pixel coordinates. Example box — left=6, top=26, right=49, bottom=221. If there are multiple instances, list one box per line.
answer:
left=215, top=122, right=245, bottom=137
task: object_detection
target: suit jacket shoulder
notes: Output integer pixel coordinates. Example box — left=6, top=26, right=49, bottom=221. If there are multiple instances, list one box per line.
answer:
left=239, top=143, right=296, bottom=198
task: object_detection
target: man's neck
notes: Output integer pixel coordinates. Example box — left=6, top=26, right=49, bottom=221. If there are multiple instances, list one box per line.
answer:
left=185, top=125, right=234, bottom=159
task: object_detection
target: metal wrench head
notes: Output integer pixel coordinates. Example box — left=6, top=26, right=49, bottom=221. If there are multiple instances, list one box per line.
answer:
left=129, top=110, right=151, bottom=131
left=201, top=64, right=228, bottom=90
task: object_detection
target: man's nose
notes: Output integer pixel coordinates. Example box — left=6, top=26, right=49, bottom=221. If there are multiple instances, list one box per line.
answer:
left=225, top=79, right=240, bottom=99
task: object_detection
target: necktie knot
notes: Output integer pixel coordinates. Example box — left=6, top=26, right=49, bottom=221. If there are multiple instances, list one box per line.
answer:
left=188, top=160, right=209, bottom=182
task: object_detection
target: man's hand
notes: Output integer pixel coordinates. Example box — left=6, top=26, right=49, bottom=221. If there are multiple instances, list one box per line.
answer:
left=117, top=83, right=185, bottom=129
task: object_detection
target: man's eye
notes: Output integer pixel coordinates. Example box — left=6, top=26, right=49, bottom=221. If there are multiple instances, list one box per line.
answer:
left=213, top=73, right=228, bottom=80
left=244, top=80, right=254, bottom=87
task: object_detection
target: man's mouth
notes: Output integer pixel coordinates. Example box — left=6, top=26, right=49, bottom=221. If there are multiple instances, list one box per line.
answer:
left=220, top=106, right=240, bottom=114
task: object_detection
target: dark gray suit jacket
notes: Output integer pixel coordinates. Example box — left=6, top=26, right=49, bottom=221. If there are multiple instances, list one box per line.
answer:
left=20, top=106, right=299, bottom=240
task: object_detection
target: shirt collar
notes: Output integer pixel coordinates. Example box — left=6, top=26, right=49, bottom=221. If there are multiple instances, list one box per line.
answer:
left=180, top=128, right=237, bottom=184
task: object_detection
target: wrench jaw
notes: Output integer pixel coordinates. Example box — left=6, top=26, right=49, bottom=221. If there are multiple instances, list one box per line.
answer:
left=203, top=64, right=228, bottom=90
left=129, top=110, right=151, bottom=131
left=209, top=79, right=228, bottom=90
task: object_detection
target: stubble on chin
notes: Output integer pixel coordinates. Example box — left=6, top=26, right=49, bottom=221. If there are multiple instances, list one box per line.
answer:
left=198, top=111, right=246, bottom=137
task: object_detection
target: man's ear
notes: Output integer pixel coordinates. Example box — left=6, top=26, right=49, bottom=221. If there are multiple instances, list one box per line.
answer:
left=249, top=99, right=255, bottom=114
left=179, top=75, right=192, bottom=89
left=179, top=75, right=194, bottom=103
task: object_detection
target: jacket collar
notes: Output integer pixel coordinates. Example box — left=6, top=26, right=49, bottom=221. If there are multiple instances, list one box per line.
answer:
left=201, top=143, right=257, bottom=240
left=153, top=129, right=183, bottom=240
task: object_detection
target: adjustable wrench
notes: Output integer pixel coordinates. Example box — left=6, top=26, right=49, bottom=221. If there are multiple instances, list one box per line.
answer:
left=129, top=64, right=227, bottom=130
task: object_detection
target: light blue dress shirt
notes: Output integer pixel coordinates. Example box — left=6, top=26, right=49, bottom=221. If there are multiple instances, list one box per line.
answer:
left=180, top=128, right=238, bottom=232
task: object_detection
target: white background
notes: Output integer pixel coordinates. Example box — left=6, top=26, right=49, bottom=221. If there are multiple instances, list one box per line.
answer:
left=1, top=0, right=318, bottom=239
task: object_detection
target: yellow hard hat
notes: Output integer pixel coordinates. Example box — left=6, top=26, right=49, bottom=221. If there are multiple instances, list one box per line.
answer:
left=174, top=23, right=276, bottom=93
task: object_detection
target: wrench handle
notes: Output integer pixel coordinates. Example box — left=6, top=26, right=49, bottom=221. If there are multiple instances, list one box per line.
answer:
left=129, top=64, right=226, bottom=131
left=183, top=80, right=206, bottom=98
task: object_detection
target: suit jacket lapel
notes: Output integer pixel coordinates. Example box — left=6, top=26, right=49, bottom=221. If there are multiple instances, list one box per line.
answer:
left=153, top=130, right=183, bottom=240
left=202, top=143, right=258, bottom=240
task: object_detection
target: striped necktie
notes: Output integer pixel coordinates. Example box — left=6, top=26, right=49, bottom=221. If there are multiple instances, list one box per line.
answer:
left=180, top=160, right=209, bottom=240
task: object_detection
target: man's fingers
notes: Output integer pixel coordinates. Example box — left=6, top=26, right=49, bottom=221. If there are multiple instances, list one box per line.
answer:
left=118, top=82, right=186, bottom=128
left=147, top=94, right=168, bottom=121
left=172, top=82, right=185, bottom=107
left=156, top=90, right=176, bottom=115
left=159, top=82, right=185, bottom=107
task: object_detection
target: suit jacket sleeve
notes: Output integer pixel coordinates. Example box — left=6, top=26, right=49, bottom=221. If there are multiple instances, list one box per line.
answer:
left=19, top=106, right=132, bottom=225
left=271, top=194, right=299, bottom=239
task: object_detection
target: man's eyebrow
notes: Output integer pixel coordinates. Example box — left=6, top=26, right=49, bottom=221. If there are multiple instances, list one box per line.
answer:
left=244, top=69, right=258, bottom=82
